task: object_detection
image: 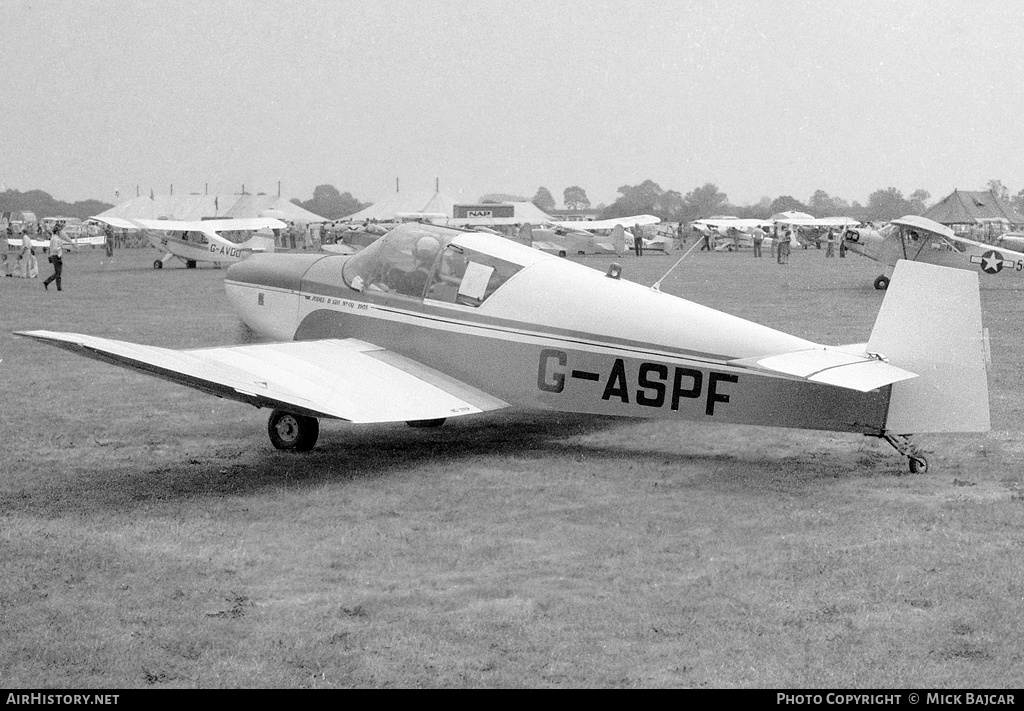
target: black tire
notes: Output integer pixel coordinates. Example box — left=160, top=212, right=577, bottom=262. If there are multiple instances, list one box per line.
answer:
left=154, top=260, right=163, bottom=269
left=406, top=418, right=446, bottom=428
left=186, top=260, right=197, bottom=269
left=558, top=250, right=566, bottom=258
left=873, top=275, right=889, bottom=290
left=908, top=456, right=928, bottom=474
left=267, top=409, right=320, bottom=451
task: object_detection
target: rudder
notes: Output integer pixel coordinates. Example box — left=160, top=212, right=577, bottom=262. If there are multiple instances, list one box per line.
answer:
left=866, top=259, right=990, bottom=433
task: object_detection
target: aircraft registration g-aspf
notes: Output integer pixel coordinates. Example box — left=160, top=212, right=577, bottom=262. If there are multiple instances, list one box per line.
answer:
left=18, top=222, right=990, bottom=473
left=95, top=216, right=286, bottom=269
left=843, top=214, right=1024, bottom=290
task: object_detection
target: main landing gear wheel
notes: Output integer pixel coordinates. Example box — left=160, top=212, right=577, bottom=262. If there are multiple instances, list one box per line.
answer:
left=908, top=455, right=929, bottom=474
left=873, top=275, right=890, bottom=290
left=267, top=409, right=320, bottom=451
left=406, top=418, right=446, bottom=428
left=186, top=260, right=197, bottom=269
left=153, top=259, right=163, bottom=269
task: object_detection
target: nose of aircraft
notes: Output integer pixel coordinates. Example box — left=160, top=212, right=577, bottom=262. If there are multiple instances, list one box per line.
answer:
left=842, top=228, right=885, bottom=261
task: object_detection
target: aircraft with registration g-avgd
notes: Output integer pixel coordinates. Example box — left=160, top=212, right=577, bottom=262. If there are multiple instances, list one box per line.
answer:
left=18, top=221, right=990, bottom=473
left=95, top=216, right=286, bottom=269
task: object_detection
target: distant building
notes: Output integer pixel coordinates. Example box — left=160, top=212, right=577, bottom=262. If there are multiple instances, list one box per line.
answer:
left=546, top=208, right=602, bottom=222
left=922, top=190, right=1024, bottom=230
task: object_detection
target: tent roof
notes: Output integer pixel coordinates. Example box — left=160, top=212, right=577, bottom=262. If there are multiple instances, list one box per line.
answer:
left=922, top=190, right=1024, bottom=225
left=343, top=190, right=458, bottom=222
left=504, top=202, right=554, bottom=223
left=94, top=194, right=327, bottom=223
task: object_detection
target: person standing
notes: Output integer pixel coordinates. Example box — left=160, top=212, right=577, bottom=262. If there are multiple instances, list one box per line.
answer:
left=104, top=222, right=114, bottom=257
left=632, top=223, right=644, bottom=256
left=825, top=229, right=835, bottom=258
left=751, top=226, right=765, bottom=257
left=777, top=228, right=790, bottom=264
left=43, top=225, right=75, bottom=291
left=20, top=229, right=39, bottom=278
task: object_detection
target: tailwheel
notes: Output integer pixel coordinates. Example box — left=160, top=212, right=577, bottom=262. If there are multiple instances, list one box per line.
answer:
left=873, top=275, right=889, bottom=290
left=406, top=418, right=446, bottom=428
left=267, top=409, right=320, bottom=451
left=880, top=432, right=928, bottom=474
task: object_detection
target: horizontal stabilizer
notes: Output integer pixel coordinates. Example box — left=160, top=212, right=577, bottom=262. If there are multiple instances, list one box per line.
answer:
left=15, top=331, right=508, bottom=424
left=731, top=348, right=918, bottom=392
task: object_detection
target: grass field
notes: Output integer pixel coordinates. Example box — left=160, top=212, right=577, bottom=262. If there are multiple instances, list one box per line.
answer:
left=2, top=242, right=1023, bottom=688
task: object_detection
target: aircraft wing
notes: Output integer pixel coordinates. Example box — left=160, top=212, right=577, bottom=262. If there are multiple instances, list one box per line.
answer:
left=729, top=347, right=917, bottom=392
left=91, top=216, right=139, bottom=230
left=133, top=217, right=287, bottom=233
left=15, top=331, right=509, bottom=423
left=548, top=214, right=661, bottom=231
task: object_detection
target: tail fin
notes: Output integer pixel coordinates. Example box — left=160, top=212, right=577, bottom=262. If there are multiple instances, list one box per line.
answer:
left=610, top=224, right=626, bottom=254
left=514, top=222, right=533, bottom=247
left=867, top=260, right=990, bottom=433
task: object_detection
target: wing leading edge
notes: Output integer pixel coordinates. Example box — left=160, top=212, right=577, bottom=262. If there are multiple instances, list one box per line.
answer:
left=15, top=331, right=509, bottom=423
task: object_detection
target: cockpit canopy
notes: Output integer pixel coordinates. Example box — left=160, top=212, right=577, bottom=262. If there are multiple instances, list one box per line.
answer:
left=341, top=222, right=537, bottom=306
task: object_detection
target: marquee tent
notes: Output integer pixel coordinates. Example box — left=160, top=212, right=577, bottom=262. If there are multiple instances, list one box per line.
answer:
left=342, top=189, right=457, bottom=222
left=94, top=194, right=326, bottom=224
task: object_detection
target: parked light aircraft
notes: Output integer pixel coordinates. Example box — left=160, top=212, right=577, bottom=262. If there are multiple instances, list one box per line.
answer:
left=525, top=222, right=624, bottom=256
left=95, top=216, right=286, bottom=269
left=842, top=214, right=1024, bottom=289
left=17, top=222, right=990, bottom=473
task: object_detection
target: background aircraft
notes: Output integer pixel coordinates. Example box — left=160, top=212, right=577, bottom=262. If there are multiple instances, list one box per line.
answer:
left=843, top=214, right=1024, bottom=289
left=96, top=216, right=286, bottom=269
left=19, top=223, right=989, bottom=474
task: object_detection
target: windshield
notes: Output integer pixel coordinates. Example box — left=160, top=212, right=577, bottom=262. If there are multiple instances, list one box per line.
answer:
left=342, top=222, right=525, bottom=305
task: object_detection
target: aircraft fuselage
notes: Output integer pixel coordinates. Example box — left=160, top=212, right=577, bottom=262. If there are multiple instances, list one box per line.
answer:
left=225, top=249, right=891, bottom=434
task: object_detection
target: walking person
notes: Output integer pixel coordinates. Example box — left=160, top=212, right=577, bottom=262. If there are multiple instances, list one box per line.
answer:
left=699, top=226, right=712, bottom=251
left=43, top=225, right=75, bottom=291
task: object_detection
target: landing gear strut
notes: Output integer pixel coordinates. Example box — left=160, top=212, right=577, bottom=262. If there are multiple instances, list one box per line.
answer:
left=880, top=432, right=928, bottom=474
left=267, top=409, right=320, bottom=451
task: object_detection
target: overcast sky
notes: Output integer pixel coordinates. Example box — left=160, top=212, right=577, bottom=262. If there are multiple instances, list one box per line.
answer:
left=1, top=0, right=1021, bottom=209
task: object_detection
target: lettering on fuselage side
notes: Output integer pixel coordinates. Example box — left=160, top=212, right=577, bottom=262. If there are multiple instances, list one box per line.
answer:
left=209, top=243, right=242, bottom=259
left=538, top=348, right=566, bottom=393
left=537, top=352, right=738, bottom=416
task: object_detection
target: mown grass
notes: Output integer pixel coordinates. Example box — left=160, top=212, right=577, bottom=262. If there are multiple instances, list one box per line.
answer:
left=1, top=243, right=1022, bottom=688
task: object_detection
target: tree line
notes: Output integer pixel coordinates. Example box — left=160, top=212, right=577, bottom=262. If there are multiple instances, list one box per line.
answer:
left=0, top=189, right=113, bottom=221
left=9, top=177, right=1024, bottom=224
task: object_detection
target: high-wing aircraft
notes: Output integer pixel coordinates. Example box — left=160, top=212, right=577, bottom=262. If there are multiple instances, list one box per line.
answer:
left=95, top=216, right=286, bottom=269
left=842, top=214, right=1024, bottom=289
left=546, top=214, right=661, bottom=232
left=17, top=222, right=990, bottom=473
left=526, top=222, right=625, bottom=256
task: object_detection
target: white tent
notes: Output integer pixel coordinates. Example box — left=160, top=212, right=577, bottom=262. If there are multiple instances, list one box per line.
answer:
left=94, top=194, right=326, bottom=223
left=343, top=190, right=457, bottom=222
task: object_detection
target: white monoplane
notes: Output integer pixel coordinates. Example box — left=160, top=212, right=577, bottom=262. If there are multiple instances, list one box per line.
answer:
left=95, top=216, right=286, bottom=269
left=842, top=215, right=1024, bottom=289
left=18, top=222, right=990, bottom=473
